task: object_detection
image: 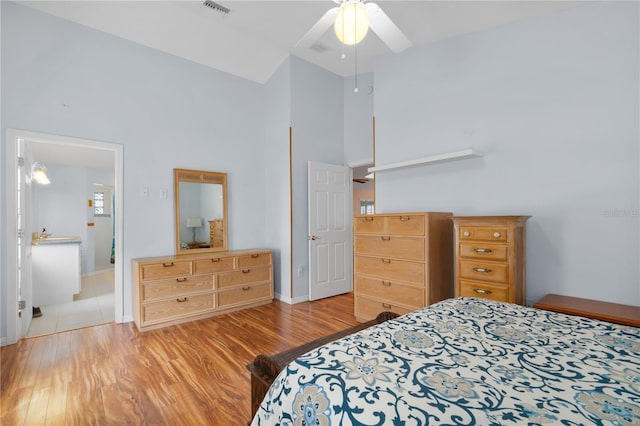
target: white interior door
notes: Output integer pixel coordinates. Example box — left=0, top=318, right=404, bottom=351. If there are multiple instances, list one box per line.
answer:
left=17, top=139, right=33, bottom=338
left=308, top=161, right=353, bottom=301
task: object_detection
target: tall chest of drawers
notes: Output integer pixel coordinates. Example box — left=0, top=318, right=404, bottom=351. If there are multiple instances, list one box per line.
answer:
left=132, top=249, right=272, bottom=332
left=353, top=212, right=453, bottom=322
left=451, top=216, right=530, bottom=305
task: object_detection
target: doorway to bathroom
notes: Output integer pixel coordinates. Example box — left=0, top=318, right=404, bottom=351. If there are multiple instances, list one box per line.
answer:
left=4, top=129, right=124, bottom=344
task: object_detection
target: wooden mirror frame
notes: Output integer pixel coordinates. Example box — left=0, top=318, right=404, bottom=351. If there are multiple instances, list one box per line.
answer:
left=174, top=168, right=228, bottom=255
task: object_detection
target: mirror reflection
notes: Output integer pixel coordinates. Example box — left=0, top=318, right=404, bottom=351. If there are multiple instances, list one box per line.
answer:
left=174, top=169, right=228, bottom=254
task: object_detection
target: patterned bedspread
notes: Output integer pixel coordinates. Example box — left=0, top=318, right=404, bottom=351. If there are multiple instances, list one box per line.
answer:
left=251, top=297, right=640, bottom=425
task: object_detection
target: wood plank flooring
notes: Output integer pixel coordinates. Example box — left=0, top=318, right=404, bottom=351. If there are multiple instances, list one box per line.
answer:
left=1, top=292, right=359, bottom=425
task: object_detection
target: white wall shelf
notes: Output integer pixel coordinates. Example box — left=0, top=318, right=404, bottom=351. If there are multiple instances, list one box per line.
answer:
left=368, top=148, right=483, bottom=173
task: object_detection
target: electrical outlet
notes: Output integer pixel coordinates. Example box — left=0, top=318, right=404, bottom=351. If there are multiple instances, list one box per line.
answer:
left=297, top=266, right=303, bottom=277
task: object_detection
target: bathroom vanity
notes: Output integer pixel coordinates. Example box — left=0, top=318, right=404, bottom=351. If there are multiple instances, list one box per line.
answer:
left=32, top=237, right=82, bottom=306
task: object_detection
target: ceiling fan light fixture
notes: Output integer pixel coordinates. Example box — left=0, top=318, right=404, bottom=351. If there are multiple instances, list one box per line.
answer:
left=334, top=1, right=369, bottom=46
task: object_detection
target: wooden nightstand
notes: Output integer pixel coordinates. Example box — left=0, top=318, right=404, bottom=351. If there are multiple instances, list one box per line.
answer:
left=534, top=294, right=640, bottom=327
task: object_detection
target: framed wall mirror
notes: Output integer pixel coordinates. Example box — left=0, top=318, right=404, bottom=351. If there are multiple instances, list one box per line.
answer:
left=174, top=168, right=228, bottom=255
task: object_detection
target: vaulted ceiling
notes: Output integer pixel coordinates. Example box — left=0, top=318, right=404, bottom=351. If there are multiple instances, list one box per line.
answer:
left=21, top=1, right=582, bottom=83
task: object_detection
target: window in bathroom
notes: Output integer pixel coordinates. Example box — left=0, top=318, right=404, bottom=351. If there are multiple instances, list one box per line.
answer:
left=94, top=191, right=105, bottom=215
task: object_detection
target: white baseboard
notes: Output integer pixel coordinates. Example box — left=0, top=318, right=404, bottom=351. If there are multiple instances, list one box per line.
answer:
left=120, top=315, right=134, bottom=323
left=274, top=293, right=309, bottom=305
left=0, top=337, right=7, bottom=347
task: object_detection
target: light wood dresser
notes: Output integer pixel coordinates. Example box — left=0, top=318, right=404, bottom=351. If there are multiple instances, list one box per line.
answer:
left=132, top=249, right=272, bottom=332
left=451, top=216, right=530, bottom=305
left=353, top=212, right=453, bottom=322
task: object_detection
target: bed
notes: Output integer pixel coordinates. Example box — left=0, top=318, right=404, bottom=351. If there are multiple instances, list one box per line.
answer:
left=249, top=297, right=640, bottom=425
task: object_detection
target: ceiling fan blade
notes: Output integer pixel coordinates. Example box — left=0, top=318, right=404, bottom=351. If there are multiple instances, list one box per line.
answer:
left=364, top=2, right=411, bottom=53
left=296, top=7, right=339, bottom=49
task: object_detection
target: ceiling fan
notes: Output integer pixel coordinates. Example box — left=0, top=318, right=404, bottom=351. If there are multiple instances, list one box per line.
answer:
left=297, top=0, right=411, bottom=53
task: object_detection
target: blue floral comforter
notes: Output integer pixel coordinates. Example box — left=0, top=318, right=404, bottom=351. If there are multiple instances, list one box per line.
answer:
left=251, top=297, right=640, bottom=425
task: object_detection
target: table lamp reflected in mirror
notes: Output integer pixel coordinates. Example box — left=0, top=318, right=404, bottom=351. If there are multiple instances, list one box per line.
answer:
left=186, top=217, right=202, bottom=243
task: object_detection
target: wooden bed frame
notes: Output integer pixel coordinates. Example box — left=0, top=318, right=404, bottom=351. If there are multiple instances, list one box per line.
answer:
left=246, top=312, right=399, bottom=420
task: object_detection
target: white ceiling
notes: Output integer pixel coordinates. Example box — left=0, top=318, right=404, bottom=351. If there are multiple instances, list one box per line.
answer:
left=21, top=0, right=582, bottom=84
left=29, top=140, right=115, bottom=169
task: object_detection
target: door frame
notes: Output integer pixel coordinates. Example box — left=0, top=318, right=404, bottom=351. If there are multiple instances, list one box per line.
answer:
left=4, top=129, right=124, bottom=345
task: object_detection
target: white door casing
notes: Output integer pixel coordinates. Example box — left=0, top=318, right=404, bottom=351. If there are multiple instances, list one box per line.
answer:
left=3, top=129, right=124, bottom=346
left=308, top=161, right=353, bottom=301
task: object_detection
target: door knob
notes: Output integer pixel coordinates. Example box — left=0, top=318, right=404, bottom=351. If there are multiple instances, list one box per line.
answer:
left=310, top=235, right=319, bottom=241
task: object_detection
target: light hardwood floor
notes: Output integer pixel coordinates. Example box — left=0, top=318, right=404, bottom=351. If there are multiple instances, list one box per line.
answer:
left=1, top=292, right=359, bottom=425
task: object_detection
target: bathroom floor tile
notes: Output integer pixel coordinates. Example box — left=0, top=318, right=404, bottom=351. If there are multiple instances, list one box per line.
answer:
left=26, top=270, right=114, bottom=338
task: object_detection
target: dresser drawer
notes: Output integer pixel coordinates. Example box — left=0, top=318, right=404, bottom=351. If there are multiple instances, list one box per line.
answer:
left=459, top=227, right=508, bottom=242
left=385, top=214, right=424, bottom=236
left=459, top=242, right=508, bottom=261
left=459, top=279, right=509, bottom=302
left=459, top=260, right=508, bottom=283
left=237, top=253, right=272, bottom=268
left=355, top=255, right=424, bottom=285
left=142, top=275, right=214, bottom=302
left=218, top=282, right=272, bottom=308
left=193, top=257, right=235, bottom=274
left=141, top=260, right=191, bottom=280
left=218, top=267, right=272, bottom=289
left=355, top=296, right=414, bottom=321
left=143, top=292, right=214, bottom=324
left=355, top=275, right=423, bottom=308
left=354, top=216, right=385, bottom=234
left=355, top=235, right=424, bottom=261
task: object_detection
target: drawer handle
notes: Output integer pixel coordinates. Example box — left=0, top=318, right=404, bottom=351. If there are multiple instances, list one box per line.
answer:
left=162, top=262, right=174, bottom=267
left=474, top=288, right=492, bottom=295
left=399, top=216, right=410, bottom=221
left=251, top=254, right=260, bottom=258
left=365, top=217, right=374, bottom=222
left=381, top=281, right=391, bottom=287
left=242, top=269, right=251, bottom=273
left=176, top=297, right=188, bottom=302
left=463, top=231, right=470, bottom=237
left=473, top=267, right=492, bottom=273
left=382, top=303, right=391, bottom=309
left=381, top=259, right=391, bottom=264
left=381, top=236, right=391, bottom=241
left=242, top=286, right=251, bottom=291
left=474, top=248, right=492, bottom=254
left=493, top=232, right=501, bottom=238
left=176, top=278, right=187, bottom=283
left=211, top=258, right=221, bottom=263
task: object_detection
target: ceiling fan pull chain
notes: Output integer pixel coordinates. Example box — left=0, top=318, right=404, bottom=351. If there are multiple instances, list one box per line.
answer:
left=354, top=4, right=358, bottom=93
left=340, top=4, right=346, bottom=60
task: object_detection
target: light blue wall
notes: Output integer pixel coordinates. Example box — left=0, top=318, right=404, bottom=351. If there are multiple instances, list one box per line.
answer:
left=344, top=72, right=374, bottom=165
left=290, top=57, right=344, bottom=300
left=1, top=2, right=268, bottom=334
left=264, top=57, right=292, bottom=300
left=373, top=2, right=640, bottom=305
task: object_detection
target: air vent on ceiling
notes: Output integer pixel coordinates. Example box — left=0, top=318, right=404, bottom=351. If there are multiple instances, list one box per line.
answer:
left=203, top=0, right=230, bottom=14
left=309, top=43, right=330, bottom=53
